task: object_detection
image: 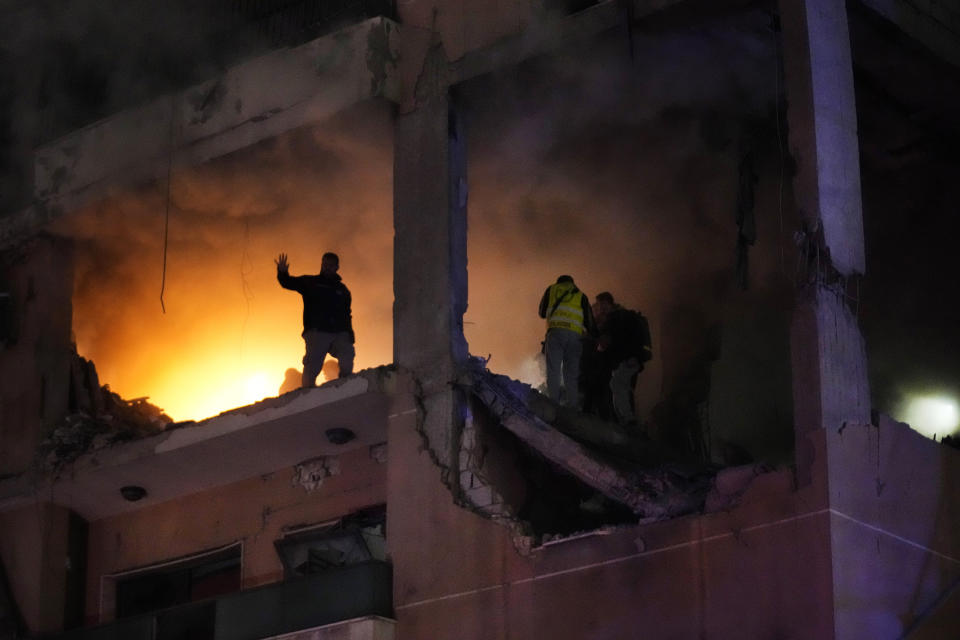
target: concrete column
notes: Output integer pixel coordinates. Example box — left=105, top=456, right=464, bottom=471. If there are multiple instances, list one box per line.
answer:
left=393, top=40, right=469, bottom=470
left=0, top=503, right=70, bottom=635
left=779, top=0, right=871, bottom=469
left=0, top=235, right=74, bottom=476
left=779, top=0, right=864, bottom=275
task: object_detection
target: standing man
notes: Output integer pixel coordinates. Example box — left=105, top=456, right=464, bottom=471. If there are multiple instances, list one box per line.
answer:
left=592, top=292, right=652, bottom=426
left=538, top=275, right=595, bottom=408
left=276, top=252, right=355, bottom=388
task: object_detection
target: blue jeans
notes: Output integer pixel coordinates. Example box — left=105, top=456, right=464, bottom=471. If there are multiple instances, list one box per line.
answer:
left=545, top=328, right=582, bottom=407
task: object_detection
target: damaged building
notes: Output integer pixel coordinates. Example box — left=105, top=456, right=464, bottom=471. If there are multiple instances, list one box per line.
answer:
left=1, top=0, right=959, bottom=638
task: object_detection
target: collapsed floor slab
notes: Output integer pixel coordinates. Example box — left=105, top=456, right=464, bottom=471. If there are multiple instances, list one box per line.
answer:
left=457, top=359, right=718, bottom=521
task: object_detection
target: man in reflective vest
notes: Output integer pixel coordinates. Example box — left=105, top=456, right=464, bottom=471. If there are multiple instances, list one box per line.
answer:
left=538, top=275, right=596, bottom=408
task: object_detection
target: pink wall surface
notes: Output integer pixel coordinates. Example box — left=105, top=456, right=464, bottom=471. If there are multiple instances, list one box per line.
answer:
left=84, top=444, right=386, bottom=624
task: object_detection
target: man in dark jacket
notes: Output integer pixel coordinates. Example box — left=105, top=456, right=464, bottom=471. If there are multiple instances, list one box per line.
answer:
left=592, top=292, right=652, bottom=425
left=276, top=251, right=354, bottom=388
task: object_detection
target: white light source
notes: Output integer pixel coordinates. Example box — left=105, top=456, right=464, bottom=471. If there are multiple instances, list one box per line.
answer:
left=902, top=395, right=960, bottom=440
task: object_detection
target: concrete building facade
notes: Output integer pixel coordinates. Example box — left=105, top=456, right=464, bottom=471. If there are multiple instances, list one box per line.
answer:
left=1, top=0, right=959, bottom=638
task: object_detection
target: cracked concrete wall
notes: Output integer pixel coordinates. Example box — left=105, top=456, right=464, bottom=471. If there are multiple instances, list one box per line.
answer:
left=386, top=377, right=839, bottom=639
left=791, top=286, right=871, bottom=450
left=821, top=417, right=960, bottom=638
left=393, top=40, right=469, bottom=476
left=83, top=446, right=386, bottom=625
left=779, top=0, right=871, bottom=470
left=0, top=235, right=74, bottom=477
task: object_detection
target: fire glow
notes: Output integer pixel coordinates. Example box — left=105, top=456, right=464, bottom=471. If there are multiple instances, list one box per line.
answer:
left=65, top=109, right=397, bottom=421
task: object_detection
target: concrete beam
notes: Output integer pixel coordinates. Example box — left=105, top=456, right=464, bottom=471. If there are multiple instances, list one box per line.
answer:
left=0, top=17, right=401, bottom=250
left=463, top=362, right=714, bottom=519
left=780, top=0, right=865, bottom=276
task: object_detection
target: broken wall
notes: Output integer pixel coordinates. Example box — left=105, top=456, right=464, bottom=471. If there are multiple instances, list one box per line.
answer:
left=0, top=235, right=74, bottom=476
left=386, top=388, right=838, bottom=639
left=459, top=15, right=799, bottom=460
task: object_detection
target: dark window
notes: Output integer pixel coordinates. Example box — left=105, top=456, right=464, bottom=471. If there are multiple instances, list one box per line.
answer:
left=63, top=512, right=88, bottom=630
left=275, top=506, right=386, bottom=579
left=0, top=292, right=12, bottom=345
left=115, top=546, right=240, bottom=619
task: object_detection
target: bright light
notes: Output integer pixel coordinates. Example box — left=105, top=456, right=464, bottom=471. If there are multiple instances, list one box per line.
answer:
left=902, top=395, right=960, bottom=440
left=244, top=372, right=273, bottom=402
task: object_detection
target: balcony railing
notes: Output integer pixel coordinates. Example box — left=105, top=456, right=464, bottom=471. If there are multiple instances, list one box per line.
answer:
left=50, top=560, right=392, bottom=640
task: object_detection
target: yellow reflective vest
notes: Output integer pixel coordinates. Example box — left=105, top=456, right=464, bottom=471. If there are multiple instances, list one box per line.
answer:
left=545, top=282, right=586, bottom=335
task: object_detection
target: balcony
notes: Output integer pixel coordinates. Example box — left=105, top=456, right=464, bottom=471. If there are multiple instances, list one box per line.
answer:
left=50, top=561, right=393, bottom=640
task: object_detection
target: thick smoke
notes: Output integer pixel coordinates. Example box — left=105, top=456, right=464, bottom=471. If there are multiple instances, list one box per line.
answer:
left=56, top=9, right=799, bottom=456
left=62, top=103, right=394, bottom=420
left=0, top=0, right=263, bottom=211
left=461, top=15, right=796, bottom=457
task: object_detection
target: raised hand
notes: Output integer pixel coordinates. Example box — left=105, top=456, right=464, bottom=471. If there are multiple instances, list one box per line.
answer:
left=275, top=253, right=290, bottom=273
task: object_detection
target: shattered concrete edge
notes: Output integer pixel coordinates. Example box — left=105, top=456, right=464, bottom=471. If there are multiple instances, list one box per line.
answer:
left=458, top=358, right=719, bottom=520
left=403, top=365, right=537, bottom=554
left=1, top=366, right=398, bottom=509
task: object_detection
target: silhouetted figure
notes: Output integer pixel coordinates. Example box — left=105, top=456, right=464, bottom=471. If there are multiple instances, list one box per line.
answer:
left=276, top=252, right=354, bottom=388
left=321, top=359, right=340, bottom=382
left=538, top=275, right=595, bottom=408
left=279, top=368, right=301, bottom=395
left=589, top=292, right=652, bottom=426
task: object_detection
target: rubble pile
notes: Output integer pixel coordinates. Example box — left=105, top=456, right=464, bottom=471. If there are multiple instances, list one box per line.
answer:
left=37, top=349, right=170, bottom=471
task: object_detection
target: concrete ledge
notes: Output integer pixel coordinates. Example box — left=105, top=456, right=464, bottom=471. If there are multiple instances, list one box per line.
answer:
left=0, top=368, right=401, bottom=520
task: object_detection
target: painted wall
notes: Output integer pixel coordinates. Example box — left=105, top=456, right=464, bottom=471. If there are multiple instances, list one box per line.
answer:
left=84, top=444, right=387, bottom=625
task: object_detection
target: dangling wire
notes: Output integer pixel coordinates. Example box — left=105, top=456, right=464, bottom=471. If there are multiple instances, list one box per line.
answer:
left=160, top=95, right=174, bottom=313
left=239, top=217, right=254, bottom=359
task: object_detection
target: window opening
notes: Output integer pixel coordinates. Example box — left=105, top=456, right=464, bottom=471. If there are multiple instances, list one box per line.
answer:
left=114, top=544, right=241, bottom=619
left=275, top=505, right=386, bottom=579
